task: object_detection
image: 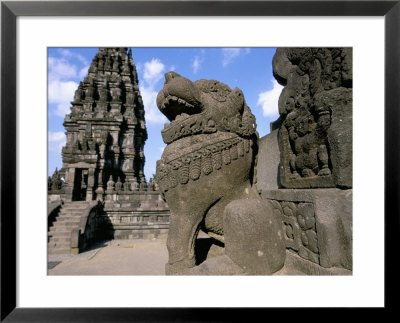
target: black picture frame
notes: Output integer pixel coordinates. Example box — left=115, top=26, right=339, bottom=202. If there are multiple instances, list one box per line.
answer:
left=1, top=1, right=397, bottom=321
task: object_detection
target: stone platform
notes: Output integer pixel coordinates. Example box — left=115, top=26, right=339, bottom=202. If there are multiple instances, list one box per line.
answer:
left=48, top=234, right=351, bottom=276
left=48, top=238, right=169, bottom=275
left=104, top=191, right=170, bottom=240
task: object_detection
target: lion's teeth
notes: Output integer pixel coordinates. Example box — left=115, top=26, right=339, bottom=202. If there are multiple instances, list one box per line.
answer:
left=162, top=95, right=194, bottom=114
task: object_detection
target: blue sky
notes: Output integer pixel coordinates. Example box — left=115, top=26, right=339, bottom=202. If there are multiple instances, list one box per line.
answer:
left=48, top=47, right=283, bottom=180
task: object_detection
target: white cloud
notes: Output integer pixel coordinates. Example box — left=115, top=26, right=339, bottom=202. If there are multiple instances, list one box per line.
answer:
left=222, top=48, right=246, bottom=67
left=257, top=79, right=284, bottom=118
left=143, top=58, right=165, bottom=86
left=48, top=79, right=78, bottom=117
left=138, top=58, right=169, bottom=124
left=190, top=50, right=206, bottom=74
left=48, top=131, right=65, bottom=142
left=79, top=66, right=89, bottom=79
left=48, top=131, right=66, bottom=153
left=136, top=62, right=143, bottom=73
left=140, top=85, right=168, bottom=125
left=58, top=49, right=89, bottom=66
left=48, top=57, right=78, bottom=81
left=48, top=54, right=83, bottom=117
left=54, top=102, right=72, bottom=118
left=48, top=51, right=92, bottom=118
left=191, top=55, right=204, bottom=74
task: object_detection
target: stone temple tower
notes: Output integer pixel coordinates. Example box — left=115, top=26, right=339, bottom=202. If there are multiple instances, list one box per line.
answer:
left=61, top=48, right=147, bottom=202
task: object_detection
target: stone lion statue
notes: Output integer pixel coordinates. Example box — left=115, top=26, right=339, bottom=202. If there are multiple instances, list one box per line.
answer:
left=156, top=72, right=286, bottom=275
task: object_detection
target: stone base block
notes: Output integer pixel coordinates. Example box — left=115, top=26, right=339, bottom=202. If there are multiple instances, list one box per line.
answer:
left=70, top=247, right=79, bottom=255
left=113, top=228, right=169, bottom=240
left=262, top=188, right=352, bottom=272
left=104, top=204, right=170, bottom=241
left=276, top=251, right=351, bottom=275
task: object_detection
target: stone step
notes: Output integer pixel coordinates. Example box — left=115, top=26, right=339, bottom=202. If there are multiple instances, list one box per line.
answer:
left=59, top=213, right=83, bottom=218
left=52, top=222, right=80, bottom=227
left=48, top=241, right=70, bottom=249
left=49, top=225, right=78, bottom=231
left=48, top=231, right=70, bottom=237
left=48, top=236, right=70, bottom=243
left=63, top=203, right=90, bottom=208
left=50, top=223, right=79, bottom=229
left=59, top=209, right=85, bottom=214
left=60, top=213, right=84, bottom=217
left=57, top=219, right=80, bottom=225
left=62, top=204, right=88, bottom=208
left=66, top=203, right=89, bottom=205
left=58, top=216, right=82, bottom=221
left=55, top=217, right=81, bottom=222
left=56, top=217, right=81, bottom=221
left=60, top=209, right=84, bottom=214
left=50, top=222, right=78, bottom=232
left=61, top=206, right=85, bottom=210
left=52, top=221, right=79, bottom=226
left=48, top=248, right=71, bottom=255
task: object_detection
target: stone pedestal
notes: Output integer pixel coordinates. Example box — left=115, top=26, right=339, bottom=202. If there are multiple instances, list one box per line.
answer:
left=262, top=188, right=352, bottom=271
left=104, top=192, right=170, bottom=239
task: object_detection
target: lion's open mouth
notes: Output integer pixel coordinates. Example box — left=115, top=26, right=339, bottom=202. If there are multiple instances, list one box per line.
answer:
left=159, top=95, right=202, bottom=122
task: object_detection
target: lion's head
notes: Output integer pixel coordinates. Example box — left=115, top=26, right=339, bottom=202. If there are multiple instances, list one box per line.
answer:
left=156, top=72, right=257, bottom=144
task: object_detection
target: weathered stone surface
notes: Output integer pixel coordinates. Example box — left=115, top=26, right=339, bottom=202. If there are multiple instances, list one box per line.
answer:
left=224, top=198, right=286, bottom=274
left=177, top=254, right=246, bottom=275
left=256, top=129, right=281, bottom=190
left=262, top=188, right=352, bottom=270
left=104, top=191, right=170, bottom=240
left=60, top=48, right=147, bottom=202
left=273, top=48, right=352, bottom=189
left=276, top=251, right=351, bottom=275
left=156, top=72, right=286, bottom=275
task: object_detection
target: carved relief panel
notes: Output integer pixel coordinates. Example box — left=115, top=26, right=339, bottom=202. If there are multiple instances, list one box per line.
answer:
left=273, top=48, right=352, bottom=189
left=270, top=199, right=319, bottom=264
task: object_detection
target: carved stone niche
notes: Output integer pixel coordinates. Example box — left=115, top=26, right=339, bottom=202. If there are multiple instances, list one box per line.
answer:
left=263, top=188, right=352, bottom=273
left=273, top=48, right=352, bottom=189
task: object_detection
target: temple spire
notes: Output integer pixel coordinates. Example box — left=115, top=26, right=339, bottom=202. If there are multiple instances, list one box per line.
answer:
left=61, top=48, right=147, bottom=201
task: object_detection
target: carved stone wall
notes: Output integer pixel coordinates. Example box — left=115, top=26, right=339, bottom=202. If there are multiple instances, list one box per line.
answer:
left=263, top=189, right=352, bottom=271
left=104, top=192, right=170, bottom=239
left=273, top=48, right=352, bottom=189
left=270, top=199, right=319, bottom=264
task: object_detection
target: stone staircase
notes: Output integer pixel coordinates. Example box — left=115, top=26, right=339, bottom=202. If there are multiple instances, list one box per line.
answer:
left=48, top=201, right=89, bottom=255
